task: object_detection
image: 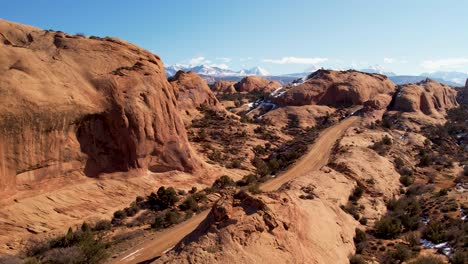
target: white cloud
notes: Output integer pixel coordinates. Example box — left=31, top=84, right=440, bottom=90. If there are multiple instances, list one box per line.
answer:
left=384, top=58, right=395, bottom=64
left=188, top=56, right=211, bottom=65
left=216, top=57, right=232, bottom=63
left=263, top=57, right=328, bottom=65
left=421, top=58, right=468, bottom=70
left=240, top=57, right=253, bottom=61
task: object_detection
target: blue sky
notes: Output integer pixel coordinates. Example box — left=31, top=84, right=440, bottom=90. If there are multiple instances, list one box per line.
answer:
left=2, top=0, right=468, bottom=75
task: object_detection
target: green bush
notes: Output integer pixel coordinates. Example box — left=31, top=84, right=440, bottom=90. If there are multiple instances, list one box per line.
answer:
left=451, top=250, right=468, bottom=264
left=400, top=175, right=415, bottom=187
left=422, top=221, right=446, bottom=243
left=382, top=244, right=412, bottom=264
left=354, top=228, right=367, bottom=244
left=212, top=175, right=235, bottom=190
left=92, top=220, right=111, bottom=232
left=374, top=216, right=402, bottom=239
left=179, top=196, right=199, bottom=212
left=147, top=186, right=179, bottom=210
left=349, top=186, right=364, bottom=202
left=349, top=254, right=366, bottom=264
left=248, top=184, right=262, bottom=194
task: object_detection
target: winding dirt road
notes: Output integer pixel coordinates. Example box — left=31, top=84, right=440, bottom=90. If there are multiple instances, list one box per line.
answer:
left=261, top=116, right=360, bottom=191
left=112, top=116, right=360, bottom=264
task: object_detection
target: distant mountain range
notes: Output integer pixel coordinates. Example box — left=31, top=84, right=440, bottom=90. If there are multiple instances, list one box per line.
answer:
left=165, top=64, right=467, bottom=86
left=165, top=64, right=270, bottom=78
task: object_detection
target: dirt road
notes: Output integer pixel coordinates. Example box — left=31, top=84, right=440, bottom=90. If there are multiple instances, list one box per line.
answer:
left=111, top=210, right=210, bottom=264
left=261, top=116, right=360, bottom=191
left=112, top=116, right=360, bottom=264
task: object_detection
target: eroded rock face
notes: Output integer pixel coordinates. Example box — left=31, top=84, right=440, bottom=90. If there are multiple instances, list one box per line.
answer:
left=235, top=76, right=282, bottom=93
left=0, top=19, right=197, bottom=191
left=169, top=71, right=220, bottom=124
left=211, top=80, right=237, bottom=94
left=390, top=79, right=458, bottom=117
left=274, top=70, right=396, bottom=107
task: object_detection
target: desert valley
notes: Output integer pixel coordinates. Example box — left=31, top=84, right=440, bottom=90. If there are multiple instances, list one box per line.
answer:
left=0, top=3, right=467, bottom=264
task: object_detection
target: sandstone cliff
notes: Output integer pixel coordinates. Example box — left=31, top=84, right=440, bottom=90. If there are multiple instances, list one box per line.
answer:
left=273, top=70, right=396, bottom=107
left=390, top=79, right=458, bottom=117
left=211, top=80, right=237, bottom=94
left=235, top=76, right=282, bottom=93
left=169, top=71, right=220, bottom=124
left=0, top=19, right=197, bottom=192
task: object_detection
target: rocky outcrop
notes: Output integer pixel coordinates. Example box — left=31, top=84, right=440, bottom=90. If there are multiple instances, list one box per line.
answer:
left=390, top=79, right=458, bottom=117
left=235, top=76, right=282, bottom=93
left=462, top=79, right=468, bottom=105
left=363, top=94, right=393, bottom=111
left=169, top=71, right=220, bottom=124
left=211, top=80, right=237, bottom=94
left=262, top=105, right=335, bottom=129
left=0, top=19, right=197, bottom=192
left=273, top=70, right=396, bottom=107
left=157, top=175, right=358, bottom=264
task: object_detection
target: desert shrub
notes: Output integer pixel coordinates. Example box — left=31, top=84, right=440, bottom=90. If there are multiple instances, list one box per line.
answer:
left=359, top=217, right=368, bottom=225
left=42, top=246, right=86, bottom=264
left=237, top=174, right=257, bottom=186
left=374, top=216, right=402, bottom=239
left=124, top=202, right=139, bottom=217
left=371, top=135, right=392, bottom=155
left=93, top=220, right=112, bottom=231
left=151, top=210, right=180, bottom=230
left=164, top=210, right=180, bottom=226
left=404, top=231, right=420, bottom=249
left=410, top=256, right=444, bottom=264
left=349, top=254, right=366, bottom=264
left=341, top=204, right=360, bottom=220
left=112, top=210, right=126, bottom=225
left=212, top=175, right=235, bottom=190
left=400, top=175, right=415, bottom=187
left=406, top=184, right=432, bottom=196
left=438, top=188, right=448, bottom=196
left=179, top=196, right=199, bottom=212
left=394, top=157, right=405, bottom=169
left=24, top=224, right=108, bottom=264
left=418, top=153, right=433, bottom=167
left=192, top=192, right=207, bottom=202
left=349, top=186, right=364, bottom=202
left=382, top=118, right=392, bottom=129
left=189, top=186, right=198, bottom=194
left=422, top=221, right=446, bottom=243
left=147, top=186, right=179, bottom=210
left=252, top=157, right=270, bottom=177
left=354, top=228, right=367, bottom=244
left=248, top=184, right=262, bottom=194
left=451, top=250, right=468, bottom=264
left=382, top=244, right=412, bottom=264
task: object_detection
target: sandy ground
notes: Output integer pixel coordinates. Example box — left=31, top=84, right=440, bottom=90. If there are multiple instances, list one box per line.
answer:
left=110, top=116, right=360, bottom=264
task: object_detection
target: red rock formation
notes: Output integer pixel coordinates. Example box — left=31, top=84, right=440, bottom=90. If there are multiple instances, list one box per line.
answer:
left=235, top=76, right=282, bottom=93
left=390, top=79, right=458, bottom=116
left=0, top=19, right=197, bottom=191
left=169, top=71, right=220, bottom=116
left=212, top=80, right=237, bottom=94
left=273, top=70, right=396, bottom=107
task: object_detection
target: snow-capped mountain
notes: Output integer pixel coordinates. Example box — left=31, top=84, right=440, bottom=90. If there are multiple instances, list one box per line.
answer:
left=360, top=65, right=396, bottom=76
left=421, top=71, right=468, bottom=86
left=242, top=66, right=270, bottom=76
left=165, top=65, right=269, bottom=77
